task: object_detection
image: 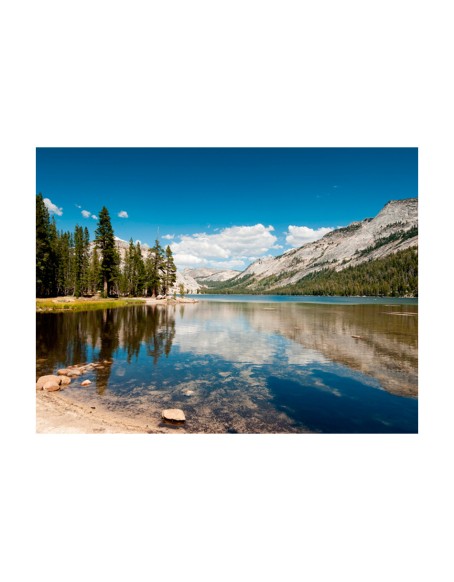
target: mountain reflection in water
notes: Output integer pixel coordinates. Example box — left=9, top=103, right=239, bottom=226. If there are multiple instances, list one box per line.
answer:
left=36, top=301, right=418, bottom=433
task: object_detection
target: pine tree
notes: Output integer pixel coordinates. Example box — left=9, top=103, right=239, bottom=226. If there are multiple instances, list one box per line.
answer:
left=82, top=227, right=90, bottom=293
left=162, top=245, right=177, bottom=295
left=124, top=239, right=135, bottom=295
left=94, top=207, right=119, bottom=296
left=133, top=242, right=146, bottom=296
left=36, top=193, right=57, bottom=297
left=146, top=239, right=164, bottom=297
left=88, top=246, right=100, bottom=295
left=74, top=225, right=84, bottom=297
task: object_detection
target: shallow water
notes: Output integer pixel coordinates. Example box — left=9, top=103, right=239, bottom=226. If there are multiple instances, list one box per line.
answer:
left=36, top=298, right=418, bottom=433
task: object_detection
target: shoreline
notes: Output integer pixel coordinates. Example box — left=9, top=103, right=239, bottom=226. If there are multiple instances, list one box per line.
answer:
left=36, top=390, right=185, bottom=434
left=36, top=296, right=198, bottom=312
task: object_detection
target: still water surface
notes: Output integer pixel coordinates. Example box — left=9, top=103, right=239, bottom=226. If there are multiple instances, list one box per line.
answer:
left=36, top=297, right=418, bottom=433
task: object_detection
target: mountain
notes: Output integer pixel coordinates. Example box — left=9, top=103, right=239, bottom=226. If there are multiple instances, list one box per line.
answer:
left=184, top=268, right=241, bottom=284
left=211, top=198, right=418, bottom=295
left=174, top=271, right=200, bottom=294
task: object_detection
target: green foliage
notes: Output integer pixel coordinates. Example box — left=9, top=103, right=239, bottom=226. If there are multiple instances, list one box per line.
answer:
left=36, top=298, right=145, bottom=312
left=357, top=226, right=418, bottom=257
left=162, top=245, right=177, bottom=295
left=200, top=273, right=254, bottom=294
left=179, top=283, right=185, bottom=297
left=206, top=249, right=417, bottom=297
left=95, top=206, right=120, bottom=296
left=146, top=239, right=165, bottom=297
left=272, top=249, right=418, bottom=297
left=36, top=194, right=58, bottom=297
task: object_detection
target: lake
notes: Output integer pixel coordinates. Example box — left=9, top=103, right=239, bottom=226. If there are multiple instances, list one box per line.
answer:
left=36, top=296, right=418, bottom=433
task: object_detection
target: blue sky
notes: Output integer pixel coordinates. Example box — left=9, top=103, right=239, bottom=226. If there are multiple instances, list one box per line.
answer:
left=36, top=148, right=417, bottom=271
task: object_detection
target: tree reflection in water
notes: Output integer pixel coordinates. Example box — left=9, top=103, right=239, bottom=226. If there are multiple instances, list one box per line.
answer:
left=36, top=306, right=176, bottom=393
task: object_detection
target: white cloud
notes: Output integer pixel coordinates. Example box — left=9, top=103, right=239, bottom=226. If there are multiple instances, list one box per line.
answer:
left=285, top=225, right=334, bottom=247
left=91, top=215, right=98, bottom=220
left=118, top=210, right=128, bottom=218
left=81, top=210, right=91, bottom=218
left=171, top=224, right=277, bottom=270
left=44, top=198, right=63, bottom=216
left=75, top=204, right=81, bottom=208
left=162, top=234, right=174, bottom=240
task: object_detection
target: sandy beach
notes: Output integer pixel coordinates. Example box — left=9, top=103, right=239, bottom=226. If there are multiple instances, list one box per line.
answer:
left=36, top=390, right=186, bottom=434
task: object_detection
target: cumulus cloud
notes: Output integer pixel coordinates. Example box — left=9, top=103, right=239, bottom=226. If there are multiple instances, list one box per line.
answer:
left=118, top=210, right=128, bottom=218
left=171, top=224, right=277, bottom=269
left=162, top=234, right=174, bottom=240
left=285, top=225, right=334, bottom=247
left=44, top=198, right=63, bottom=216
left=81, top=209, right=98, bottom=220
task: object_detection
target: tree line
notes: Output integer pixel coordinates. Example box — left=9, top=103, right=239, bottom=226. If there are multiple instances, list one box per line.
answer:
left=36, top=194, right=177, bottom=298
left=204, top=248, right=418, bottom=297
left=269, top=248, right=418, bottom=297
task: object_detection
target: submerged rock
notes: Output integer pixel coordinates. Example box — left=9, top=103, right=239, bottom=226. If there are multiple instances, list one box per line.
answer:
left=81, top=380, right=92, bottom=387
left=184, top=390, right=195, bottom=396
left=161, top=409, right=186, bottom=423
left=36, top=375, right=61, bottom=390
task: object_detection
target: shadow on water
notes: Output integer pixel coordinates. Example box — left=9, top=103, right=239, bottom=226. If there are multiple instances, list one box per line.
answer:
left=267, top=371, right=418, bottom=433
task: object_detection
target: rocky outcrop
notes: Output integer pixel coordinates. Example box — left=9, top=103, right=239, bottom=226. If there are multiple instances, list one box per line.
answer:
left=184, top=268, right=241, bottom=284
left=225, top=198, right=418, bottom=292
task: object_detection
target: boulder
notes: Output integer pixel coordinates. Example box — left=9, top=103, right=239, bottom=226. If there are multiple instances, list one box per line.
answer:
left=36, top=375, right=61, bottom=390
left=57, top=368, right=70, bottom=375
left=184, top=390, right=195, bottom=396
left=81, top=380, right=92, bottom=387
left=67, top=370, right=82, bottom=377
left=59, top=376, right=71, bottom=386
left=43, top=380, right=61, bottom=392
left=161, top=408, right=186, bottom=423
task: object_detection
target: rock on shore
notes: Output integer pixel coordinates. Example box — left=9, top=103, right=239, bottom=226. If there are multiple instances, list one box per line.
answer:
left=161, top=409, right=186, bottom=423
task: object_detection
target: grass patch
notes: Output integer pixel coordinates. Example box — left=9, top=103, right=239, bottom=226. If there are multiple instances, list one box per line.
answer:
left=36, top=298, right=146, bottom=312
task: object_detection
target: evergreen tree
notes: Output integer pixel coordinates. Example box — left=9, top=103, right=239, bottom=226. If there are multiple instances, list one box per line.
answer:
left=123, top=239, right=135, bottom=295
left=162, top=245, right=177, bottom=295
left=88, top=246, right=100, bottom=295
left=82, top=227, right=90, bottom=293
left=94, top=207, right=119, bottom=296
left=55, top=230, right=73, bottom=295
left=146, top=239, right=164, bottom=297
left=36, top=193, right=57, bottom=297
left=74, top=225, right=84, bottom=297
left=133, top=242, right=146, bottom=296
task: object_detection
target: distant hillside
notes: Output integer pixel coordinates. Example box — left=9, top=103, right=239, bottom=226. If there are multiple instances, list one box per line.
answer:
left=206, top=198, right=418, bottom=296
left=184, top=268, right=241, bottom=285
